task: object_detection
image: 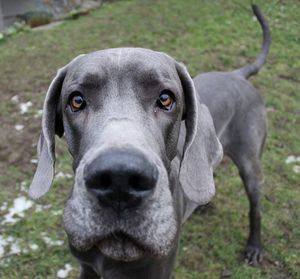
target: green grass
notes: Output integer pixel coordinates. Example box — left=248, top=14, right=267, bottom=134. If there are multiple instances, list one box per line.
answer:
left=0, top=0, right=299, bottom=278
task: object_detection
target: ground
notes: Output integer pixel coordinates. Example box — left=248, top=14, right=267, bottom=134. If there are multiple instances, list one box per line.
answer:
left=0, top=0, right=299, bottom=278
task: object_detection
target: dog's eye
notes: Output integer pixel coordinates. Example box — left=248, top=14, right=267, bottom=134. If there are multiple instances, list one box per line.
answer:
left=69, top=93, right=86, bottom=112
left=156, top=90, right=175, bottom=111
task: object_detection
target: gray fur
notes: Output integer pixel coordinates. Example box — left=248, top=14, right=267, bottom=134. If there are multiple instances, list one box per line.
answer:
left=233, top=4, right=271, bottom=78
left=29, top=4, right=270, bottom=276
left=193, top=4, right=270, bottom=265
left=193, top=72, right=266, bottom=265
left=29, top=48, right=222, bottom=278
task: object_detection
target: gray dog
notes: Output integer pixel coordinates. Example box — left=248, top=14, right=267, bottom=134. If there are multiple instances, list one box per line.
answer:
left=29, top=4, right=269, bottom=278
left=194, top=5, right=270, bottom=265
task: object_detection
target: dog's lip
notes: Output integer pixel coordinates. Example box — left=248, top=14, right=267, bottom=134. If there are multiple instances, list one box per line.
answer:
left=97, top=231, right=147, bottom=251
left=97, top=231, right=144, bottom=247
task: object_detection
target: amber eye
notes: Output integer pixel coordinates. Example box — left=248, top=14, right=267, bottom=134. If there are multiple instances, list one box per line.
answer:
left=156, top=90, right=175, bottom=111
left=69, top=93, right=86, bottom=112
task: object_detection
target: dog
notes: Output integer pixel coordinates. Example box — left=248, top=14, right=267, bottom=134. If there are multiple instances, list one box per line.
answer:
left=194, top=4, right=270, bottom=265
left=29, top=4, right=269, bottom=278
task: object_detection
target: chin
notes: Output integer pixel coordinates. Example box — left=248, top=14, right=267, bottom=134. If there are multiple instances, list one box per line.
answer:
left=97, top=234, right=145, bottom=262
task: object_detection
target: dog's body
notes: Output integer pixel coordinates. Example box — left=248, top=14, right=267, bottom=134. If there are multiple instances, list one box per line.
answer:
left=29, top=5, right=269, bottom=278
left=194, top=5, right=270, bottom=264
left=195, top=73, right=266, bottom=264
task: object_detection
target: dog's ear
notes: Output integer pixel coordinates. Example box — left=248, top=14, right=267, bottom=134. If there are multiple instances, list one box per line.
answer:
left=29, top=55, right=84, bottom=199
left=29, top=67, right=67, bottom=199
left=176, top=62, right=223, bottom=205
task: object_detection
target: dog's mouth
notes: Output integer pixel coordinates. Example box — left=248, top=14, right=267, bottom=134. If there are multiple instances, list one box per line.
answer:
left=97, top=231, right=148, bottom=261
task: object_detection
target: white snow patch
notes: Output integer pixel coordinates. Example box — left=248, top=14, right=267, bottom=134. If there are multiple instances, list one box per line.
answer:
left=34, top=109, right=43, bottom=118
left=19, top=101, right=33, bottom=114
left=0, top=257, right=11, bottom=267
left=11, top=95, right=19, bottom=103
left=20, top=181, right=28, bottom=192
left=9, top=240, right=21, bottom=255
left=5, top=236, right=14, bottom=242
left=0, top=236, right=33, bottom=258
left=29, top=243, right=39, bottom=251
left=55, top=172, right=72, bottom=179
left=0, top=202, right=8, bottom=211
left=57, top=263, right=73, bottom=278
left=2, top=196, right=33, bottom=225
left=30, top=158, right=38, bottom=164
left=285, top=155, right=300, bottom=164
left=41, top=233, right=64, bottom=246
left=293, top=165, right=300, bottom=174
left=22, top=248, right=29, bottom=254
left=52, top=209, right=63, bottom=216
left=15, top=124, right=24, bottom=131
left=35, top=204, right=52, bottom=212
left=266, top=107, right=276, bottom=112
left=0, top=235, right=16, bottom=258
left=0, top=235, right=8, bottom=257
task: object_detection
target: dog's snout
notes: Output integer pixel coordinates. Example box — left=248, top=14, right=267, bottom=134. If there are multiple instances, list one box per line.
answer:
left=84, top=150, right=158, bottom=210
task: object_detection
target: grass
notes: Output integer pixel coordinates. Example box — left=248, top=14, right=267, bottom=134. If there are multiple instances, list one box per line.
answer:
left=0, top=0, right=299, bottom=278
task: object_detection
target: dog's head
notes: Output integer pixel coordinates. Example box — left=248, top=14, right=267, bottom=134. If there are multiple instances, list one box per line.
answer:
left=29, top=48, right=222, bottom=262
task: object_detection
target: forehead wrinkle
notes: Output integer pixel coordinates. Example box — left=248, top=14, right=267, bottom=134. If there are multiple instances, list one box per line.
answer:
left=66, top=62, right=113, bottom=92
left=66, top=48, right=180, bottom=96
left=117, top=54, right=175, bottom=84
left=138, top=71, right=173, bottom=90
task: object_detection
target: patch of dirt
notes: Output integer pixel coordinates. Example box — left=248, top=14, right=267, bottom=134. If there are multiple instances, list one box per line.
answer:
left=0, top=87, right=42, bottom=189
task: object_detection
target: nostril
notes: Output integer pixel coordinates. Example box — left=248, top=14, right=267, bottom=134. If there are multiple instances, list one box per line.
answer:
left=85, top=171, right=113, bottom=191
left=128, top=173, right=156, bottom=192
left=128, top=174, right=144, bottom=191
left=98, top=172, right=112, bottom=190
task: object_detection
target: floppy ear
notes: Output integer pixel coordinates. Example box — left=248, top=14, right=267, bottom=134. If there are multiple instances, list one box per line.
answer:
left=29, top=55, right=86, bottom=199
left=28, top=67, right=67, bottom=199
left=176, top=62, right=223, bottom=205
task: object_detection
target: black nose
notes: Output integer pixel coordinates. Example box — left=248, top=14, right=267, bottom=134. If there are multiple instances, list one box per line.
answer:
left=84, top=150, right=158, bottom=210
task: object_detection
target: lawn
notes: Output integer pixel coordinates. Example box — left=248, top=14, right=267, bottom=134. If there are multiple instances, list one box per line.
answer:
left=0, top=0, right=299, bottom=278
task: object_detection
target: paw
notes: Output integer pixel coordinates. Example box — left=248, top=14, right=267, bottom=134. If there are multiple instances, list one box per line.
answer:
left=244, top=245, right=263, bottom=266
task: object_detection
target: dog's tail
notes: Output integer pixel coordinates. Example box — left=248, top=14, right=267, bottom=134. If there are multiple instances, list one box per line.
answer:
left=233, top=4, right=271, bottom=79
